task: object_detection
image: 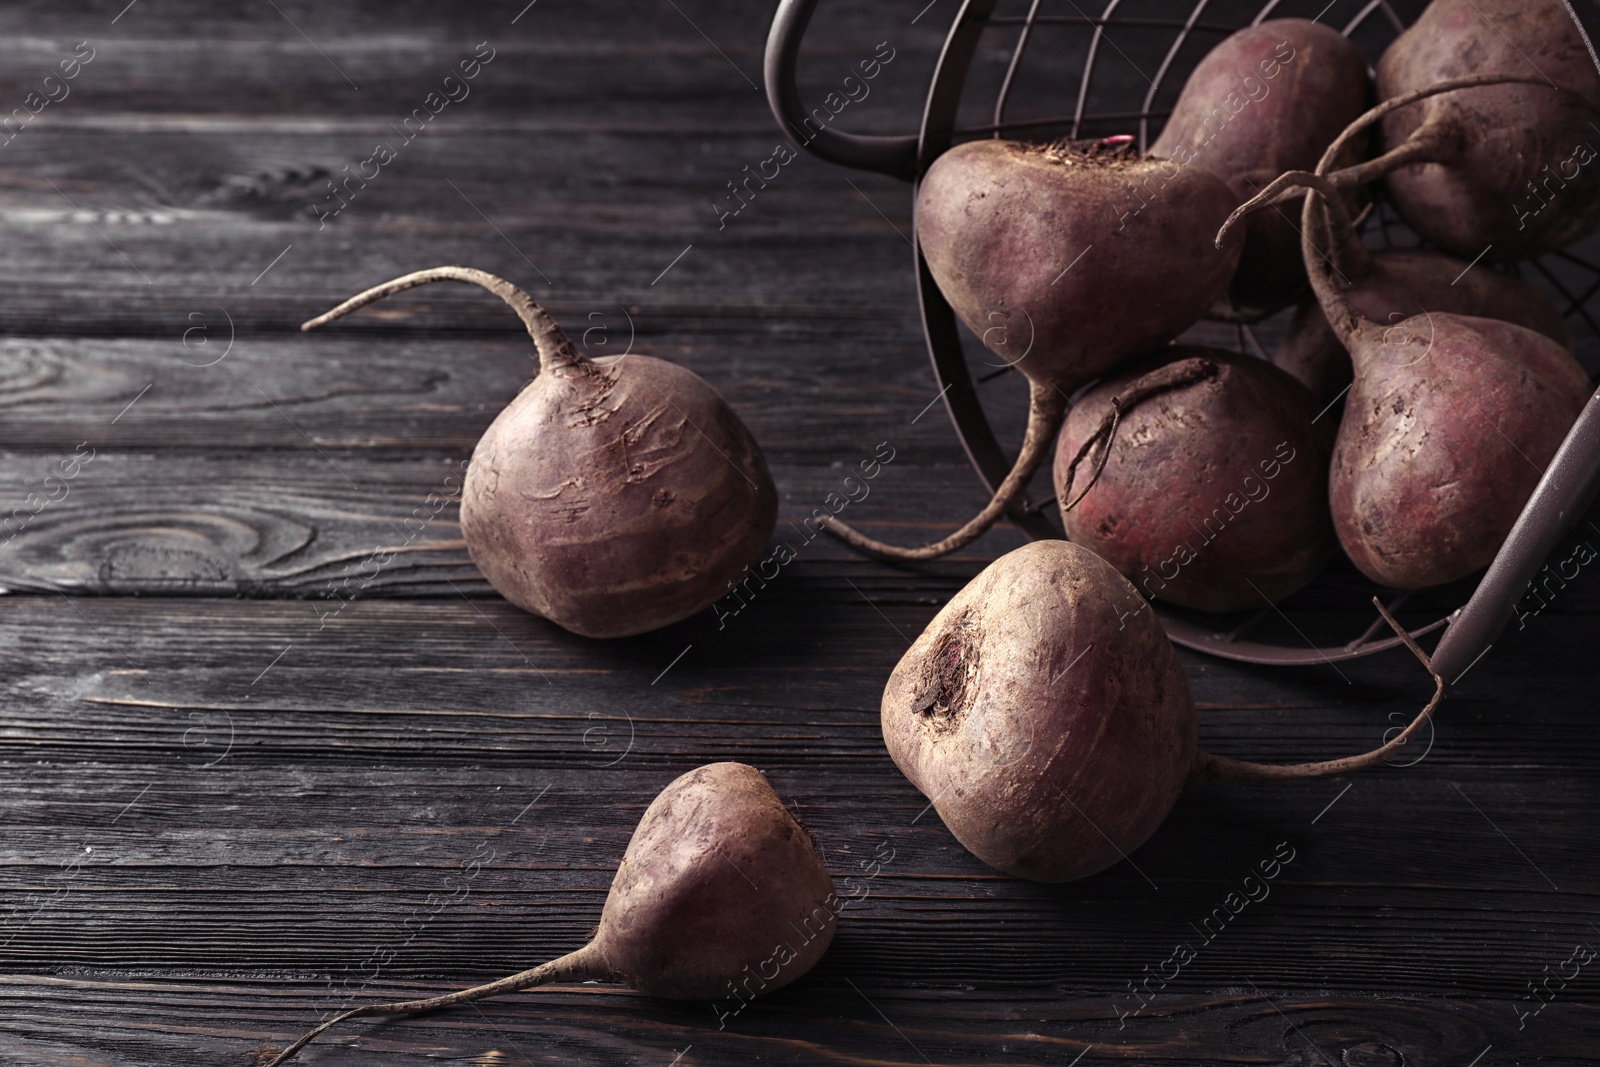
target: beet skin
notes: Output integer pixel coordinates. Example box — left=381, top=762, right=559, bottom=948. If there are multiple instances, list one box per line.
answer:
left=1054, top=349, right=1334, bottom=612
left=1152, top=18, right=1370, bottom=308
left=881, top=541, right=1196, bottom=883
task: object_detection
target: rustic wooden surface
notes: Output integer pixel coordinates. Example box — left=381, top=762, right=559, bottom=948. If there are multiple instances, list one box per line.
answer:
left=2, top=0, right=1598, bottom=1064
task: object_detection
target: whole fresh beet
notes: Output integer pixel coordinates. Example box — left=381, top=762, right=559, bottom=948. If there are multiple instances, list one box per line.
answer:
left=1053, top=349, right=1334, bottom=612
left=1224, top=175, right=1593, bottom=588
left=883, top=543, right=1443, bottom=883
left=1371, top=0, right=1600, bottom=259
left=1331, top=311, right=1590, bottom=587
left=303, top=267, right=777, bottom=638
left=823, top=138, right=1242, bottom=561
left=1151, top=18, right=1370, bottom=309
left=260, top=762, right=837, bottom=1065
left=882, top=540, right=1196, bottom=882
left=1219, top=76, right=1580, bottom=409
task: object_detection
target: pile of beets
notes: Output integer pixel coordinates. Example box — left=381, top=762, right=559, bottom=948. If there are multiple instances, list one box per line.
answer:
left=257, top=2, right=1598, bottom=1060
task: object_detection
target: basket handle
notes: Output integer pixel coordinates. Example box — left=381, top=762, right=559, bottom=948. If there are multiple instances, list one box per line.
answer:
left=1431, top=382, right=1600, bottom=684
left=764, top=0, right=920, bottom=180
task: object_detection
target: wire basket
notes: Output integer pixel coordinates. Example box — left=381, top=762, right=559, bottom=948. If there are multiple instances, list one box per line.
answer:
left=766, top=0, right=1600, bottom=682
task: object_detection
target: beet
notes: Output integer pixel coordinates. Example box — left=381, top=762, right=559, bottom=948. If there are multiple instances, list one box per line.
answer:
left=260, top=762, right=837, bottom=1065
left=1150, top=18, right=1370, bottom=309
left=1225, top=175, right=1592, bottom=588
left=1331, top=310, right=1590, bottom=587
left=823, top=138, right=1242, bottom=561
left=1052, top=349, right=1333, bottom=612
left=1275, top=247, right=1574, bottom=407
left=1216, top=74, right=1579, bottom=409
left=1367, top=0, right=1600, bottom=259
left=883, top=542, right=1442, bottom=882
left=302, top=267, right=777, bottom=638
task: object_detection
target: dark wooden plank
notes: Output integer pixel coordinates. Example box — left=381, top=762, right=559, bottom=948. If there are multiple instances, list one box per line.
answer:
left=0, top=328, right=968, bottom=456
left=2, top=444, right=1595, bottom=641
left=0, top=598, right=1595, bottom=1003
left=0, top=451, right=1037, bottom=596
left=0, top=980, right=1596, bottom=1066
left=0, top=0, right=949, bottom=336
left=0, top=979, right=1587, bottom=1067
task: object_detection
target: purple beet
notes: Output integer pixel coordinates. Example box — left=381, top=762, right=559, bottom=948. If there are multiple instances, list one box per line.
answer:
left=1369, top=0, right=1600, bottom=259
left=1275, top=250, right=1573, bottom=407
left=1222, top=172, right=1592, bottom=588
left=1053, top=349, right=1334, bottom=612
left=260, top=763, right=837, bottom=1065
left=883, top=541, right=1443, bottom=882
left=1151, top=18, right=1370, bottom=309
left=302, top=267, right=777, bottom=638
left=823, top=137, right=1242, bottom=562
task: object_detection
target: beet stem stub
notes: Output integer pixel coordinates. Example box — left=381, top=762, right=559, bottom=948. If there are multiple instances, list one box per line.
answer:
left=300, top=265, right=584, bottom=373
left=1193, top=598, right=1446, bottom=783
left=258, top=943, right=608, bottom=1066
left=822, top=381, right=1068, bottom=561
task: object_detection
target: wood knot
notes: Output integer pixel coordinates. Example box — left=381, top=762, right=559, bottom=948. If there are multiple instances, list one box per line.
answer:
left=1342, top=1042, right=1405, bottom=1067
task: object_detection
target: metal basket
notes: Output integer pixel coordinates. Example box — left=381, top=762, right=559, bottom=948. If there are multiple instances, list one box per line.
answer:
left=765, top=0, right=1600, bottom=682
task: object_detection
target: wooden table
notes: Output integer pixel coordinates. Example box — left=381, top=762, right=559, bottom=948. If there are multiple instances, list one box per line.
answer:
left=2, top=1, right=1597, bottom=1063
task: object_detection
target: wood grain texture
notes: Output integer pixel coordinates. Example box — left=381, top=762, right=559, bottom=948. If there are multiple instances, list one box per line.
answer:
left=3, top=978, right=1593, bottom=1067
left=1, top=598, right=1597, bottom=1003
left=0, top=0, right=1598, bottom=1063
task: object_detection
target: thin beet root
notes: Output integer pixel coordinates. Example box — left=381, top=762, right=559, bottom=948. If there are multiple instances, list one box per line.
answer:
left=1224, top=172, right=1591, bottom=589
left=302, top=267, right=777, bottom=638
left=882, top=542, right=1442, bottom=882
left=258, top=763, right=837, bottom=1066
left=1151, top=18, right=1370, bottom=310
left=1189, top=596, right=1443, bottom=782
left=1053, top=349, right=1334, bottom=613
left=1372, top=0, right=1600, bottom=259
left=823, top=137, right=1242, bottom=562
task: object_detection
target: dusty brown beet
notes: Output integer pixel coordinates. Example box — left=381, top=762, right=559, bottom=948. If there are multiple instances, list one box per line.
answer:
left=1369, top=0, right=1600, bottom=259
left=302, top=267, right=777, bottom=638
left=1219, top=73, right=1577, bottom=408
left=259, top=762, right=837, bottom=1065
left=883, top=542, right=1443, bottom=883
left=1223, top=176, right=1592, bottom=588
left=1330, top=311, right=1590, bottom=587
left=822, top=138, right=1242, bottom=562
left=1151, top=18, right=1370, bottom=309
left=882, top=541, right=1196, bottom=882
left=1052, top=349, right=1334, bottom=612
